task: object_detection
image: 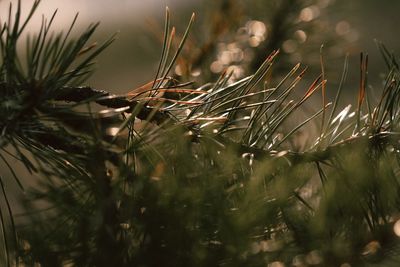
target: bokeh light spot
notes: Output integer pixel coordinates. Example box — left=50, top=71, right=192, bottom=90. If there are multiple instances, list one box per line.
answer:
left=175, top=65, right=183, bottom=76
left=282, top=39, right=298, bottom=53
left=268, top=261, right=285, bottom=267
left=294, top=30, right=307, bottom=43
left=246, top=20, right=267, bottom=38
left=210, top=61, right=223, bottom=73
left=335, top=20, right=351, bottom=35
left=393, top=219, right=400, bottom=236
left=306, top=250, right=323, bottom=265
left=191, top=69, right=201, bottom=77
left=249, top=36, right=261, bottom=47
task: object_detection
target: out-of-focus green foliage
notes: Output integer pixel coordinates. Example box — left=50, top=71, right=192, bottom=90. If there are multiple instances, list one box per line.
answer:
left=2, top=1, right=400, bottom=267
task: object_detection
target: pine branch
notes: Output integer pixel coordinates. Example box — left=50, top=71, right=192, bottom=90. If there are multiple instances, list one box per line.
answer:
left=226, top=131, right=395, bottom=163
left=55, top=86, right=174, bottom=125
left=53, top=85, right=398, bottom=171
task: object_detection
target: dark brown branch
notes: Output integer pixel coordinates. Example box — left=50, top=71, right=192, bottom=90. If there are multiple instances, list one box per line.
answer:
left=55, top=86, right=174, bottom=125
left=26, top=124, right=121, bottom=165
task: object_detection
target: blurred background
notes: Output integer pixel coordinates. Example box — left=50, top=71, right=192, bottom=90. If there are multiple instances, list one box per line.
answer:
left=1, top=0, right=400, bottom=97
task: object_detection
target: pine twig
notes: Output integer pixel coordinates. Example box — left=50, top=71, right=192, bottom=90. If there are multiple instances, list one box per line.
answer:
left=55, top=86, right=174, bottom=125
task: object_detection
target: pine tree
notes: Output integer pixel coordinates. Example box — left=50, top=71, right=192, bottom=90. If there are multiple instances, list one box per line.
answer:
left=1, top=1, right=400, bottom=266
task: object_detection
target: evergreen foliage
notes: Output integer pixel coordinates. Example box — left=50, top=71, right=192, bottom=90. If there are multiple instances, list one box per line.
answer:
left=1, top=1, right=400, bottom=266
